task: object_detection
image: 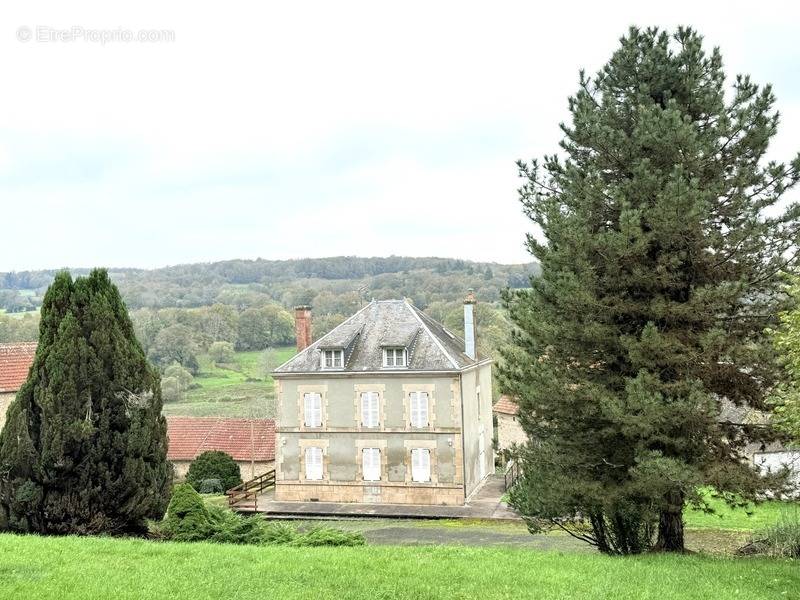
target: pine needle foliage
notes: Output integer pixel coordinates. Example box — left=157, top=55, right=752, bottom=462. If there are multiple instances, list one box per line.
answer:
left=501, top=27, right=800, bottom=553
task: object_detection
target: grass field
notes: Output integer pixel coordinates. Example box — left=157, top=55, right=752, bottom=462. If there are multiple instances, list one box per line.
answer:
left=160, top=347, right=295, bottom=418
left=685, top=490, right=798, bottom=531
left=1, top=533, right=798, bottom=599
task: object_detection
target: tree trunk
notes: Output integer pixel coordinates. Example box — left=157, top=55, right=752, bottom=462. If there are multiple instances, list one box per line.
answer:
left=655, top=490, right=685, bottom=552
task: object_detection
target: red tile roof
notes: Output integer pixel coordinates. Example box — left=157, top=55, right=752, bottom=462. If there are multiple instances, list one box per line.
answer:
left=0, top=342, right=37, bottom=393
left=493, top=395, right=519, bottom=416
left=166, top=417, right=275, bottom=463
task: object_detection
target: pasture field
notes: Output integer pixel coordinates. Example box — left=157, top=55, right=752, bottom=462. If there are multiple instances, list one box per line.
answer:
left=160, top=347, right=294, bottom=418
left=0, top=533, right=797, bottom=599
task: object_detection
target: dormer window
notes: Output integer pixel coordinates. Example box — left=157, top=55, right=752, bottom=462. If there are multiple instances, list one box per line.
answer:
left=321, top=349, right=343, bottom=369
left=383, top=347, right=407, bottom=368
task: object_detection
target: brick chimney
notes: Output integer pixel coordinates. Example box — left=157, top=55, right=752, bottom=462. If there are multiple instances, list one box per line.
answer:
left=294, top=305, right=312, bottom=353
left=463, top=289, right=476, bottom=360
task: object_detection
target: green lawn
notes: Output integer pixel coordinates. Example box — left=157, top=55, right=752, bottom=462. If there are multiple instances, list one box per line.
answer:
left=161, top=347, right=295, bottom=418
left=685, top=490, right=799, bottom=531
left=1, top=533, right=797, bottom=599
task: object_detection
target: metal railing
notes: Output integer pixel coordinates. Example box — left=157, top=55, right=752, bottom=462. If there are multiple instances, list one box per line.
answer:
left=503, top=459, right=520, bottom=491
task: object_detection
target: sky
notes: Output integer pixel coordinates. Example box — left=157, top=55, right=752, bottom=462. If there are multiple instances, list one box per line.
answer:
left=1, top=1, right=799, bottom=272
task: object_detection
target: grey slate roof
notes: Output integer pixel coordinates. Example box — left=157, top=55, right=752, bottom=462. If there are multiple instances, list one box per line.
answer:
left=274, top=299, right=484, bottom=374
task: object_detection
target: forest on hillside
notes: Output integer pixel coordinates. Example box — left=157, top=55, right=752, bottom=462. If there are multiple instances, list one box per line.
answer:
left=0, top=256, right=537, bottom=375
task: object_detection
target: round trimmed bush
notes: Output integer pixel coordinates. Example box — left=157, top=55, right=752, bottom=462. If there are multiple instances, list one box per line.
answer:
left=186, top=451, right=242, bottom=492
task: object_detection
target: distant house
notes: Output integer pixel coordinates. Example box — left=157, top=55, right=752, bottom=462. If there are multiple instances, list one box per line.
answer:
left=493, top=395, right=526, bottom=454
left=0, top=342, right=37, bottom=431
left=166, top=416, right=276, bottom=481
left=272, top=294, right=494, bottom=506
left=719, top=400, right=800, bottom=490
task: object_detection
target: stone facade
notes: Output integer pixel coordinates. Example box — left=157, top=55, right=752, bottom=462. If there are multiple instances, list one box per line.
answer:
left=273, top=298, right=495, bottom=507
left=275, top=366, right=493, bottom=506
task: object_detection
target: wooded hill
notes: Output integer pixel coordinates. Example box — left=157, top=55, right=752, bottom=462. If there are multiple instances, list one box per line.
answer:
left=1, top=256, right=537, bottom=312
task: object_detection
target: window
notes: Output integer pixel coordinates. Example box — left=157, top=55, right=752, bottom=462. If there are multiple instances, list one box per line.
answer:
left=303, top=392, right=322, bottom=427
left=322, top=349, right=343, bottom=369
left=411, top=448, right=431, bottom=483
left=305, top=447, right=323, bottom=480
left=362, top=448, right=381, bottom=481
left=361, top=391, right=380, bottom=428
left=409, top=391, right=429, bottom=428
left=382, top=347, right=407, bottom=368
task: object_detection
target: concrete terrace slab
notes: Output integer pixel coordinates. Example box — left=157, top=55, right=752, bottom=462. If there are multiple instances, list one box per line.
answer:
left=256, top=474, right=521, bottom=521
left=261, top=500, right=479, bottom=519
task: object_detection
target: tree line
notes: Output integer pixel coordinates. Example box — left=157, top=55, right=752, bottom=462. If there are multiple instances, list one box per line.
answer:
left=0, top=256, right=537, bottom=313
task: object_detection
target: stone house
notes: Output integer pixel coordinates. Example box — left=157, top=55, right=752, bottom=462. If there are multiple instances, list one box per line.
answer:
left=0, top=342, right=37, bottom=431
left=166, top=416, right=276, bottom=481
left=494, top=395, right=527, bottom=455
left=272, top=295, right=494, bottom=506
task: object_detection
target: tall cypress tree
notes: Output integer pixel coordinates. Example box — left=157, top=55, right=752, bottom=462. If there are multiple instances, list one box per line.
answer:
left=501, top=27, right=800, bottom=553
left=0, top=269, right=172, bottom=534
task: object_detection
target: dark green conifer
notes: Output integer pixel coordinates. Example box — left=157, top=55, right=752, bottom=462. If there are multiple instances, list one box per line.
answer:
left=501, top=27, right=800, bottom=553
left=0, top=269, right=172, bottom=534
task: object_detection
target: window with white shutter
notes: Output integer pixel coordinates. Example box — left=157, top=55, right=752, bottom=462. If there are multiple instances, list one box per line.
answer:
left=411, top=448, right=431, bottom=483
left=362, top=448, right=381, bottom=481
left=305, top=447, right=323, bottom=480
left=361, top=391, right=380, bottom=428
left=303, top=392, right=322, bottom=427
left=409, top=391, right=429, bottom=428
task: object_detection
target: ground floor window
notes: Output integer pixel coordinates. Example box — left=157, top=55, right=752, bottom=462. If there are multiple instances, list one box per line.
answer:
left=362, top=447, right=381, bottom=481
left=305, top=446, right=323, bottom=480
left=411, top=448, right=431, bottom=482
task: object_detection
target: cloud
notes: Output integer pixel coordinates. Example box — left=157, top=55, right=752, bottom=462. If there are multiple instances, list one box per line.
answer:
left=0, top=0, right=798, bottom=270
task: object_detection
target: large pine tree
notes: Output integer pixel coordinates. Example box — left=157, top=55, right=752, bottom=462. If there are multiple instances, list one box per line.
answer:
left=501, top=27, right=800, bottom=553
left=0, top=269, right=172, bottom=534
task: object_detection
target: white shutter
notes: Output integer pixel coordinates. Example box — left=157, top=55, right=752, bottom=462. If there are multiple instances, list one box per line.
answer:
left=304, top=393, right=322, bottom=427
left=305, top=447, right=323, bottom=480
left=361, top=392, right=379, bottom=428
left=396, top=349, right=406, bottom=366
left=362, top=448, right=381, bottom=481
left=410, top=392, right=428, bottom=428
left=411, top=448, right=431, bottom=483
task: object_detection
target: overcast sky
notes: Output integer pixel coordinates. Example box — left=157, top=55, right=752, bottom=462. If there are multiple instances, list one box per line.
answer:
left=1, top=1, right=799, bottom=272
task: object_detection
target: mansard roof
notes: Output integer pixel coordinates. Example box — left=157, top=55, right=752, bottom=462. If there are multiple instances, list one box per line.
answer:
left=274, top=299, right=485, bottom=374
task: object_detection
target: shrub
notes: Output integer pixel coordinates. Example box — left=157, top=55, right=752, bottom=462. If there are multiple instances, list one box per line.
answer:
left=290, top=525, right=366, bottom=547
left=158, top=496, right=364, bottom=547
left=199, top=479, right=223, bottom=494
left=746, top=507, right=800, bottom=558
left=209, top=342, right=235, bottom=365
left=186, top=451, right=242, bottom=492
left=163, top=484, right=212, bottom=541
left=260, top=522, right=298, bottom=545
left=206, top=505, right=266, bottom=545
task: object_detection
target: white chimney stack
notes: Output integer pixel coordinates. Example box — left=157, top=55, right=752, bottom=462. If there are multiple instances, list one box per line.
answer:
left=463, top=289, right=476, bottom=360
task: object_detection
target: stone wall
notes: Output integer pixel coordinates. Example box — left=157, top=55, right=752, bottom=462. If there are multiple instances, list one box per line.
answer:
left=275, top=482, right=465, bottom=505
left=0, top=392, right=15, bottom=432
left=171, top=459, right=275, bottom=483
left=496, top=413, right=527, bottom=451
left=459, top=362, right=494, bottom=498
